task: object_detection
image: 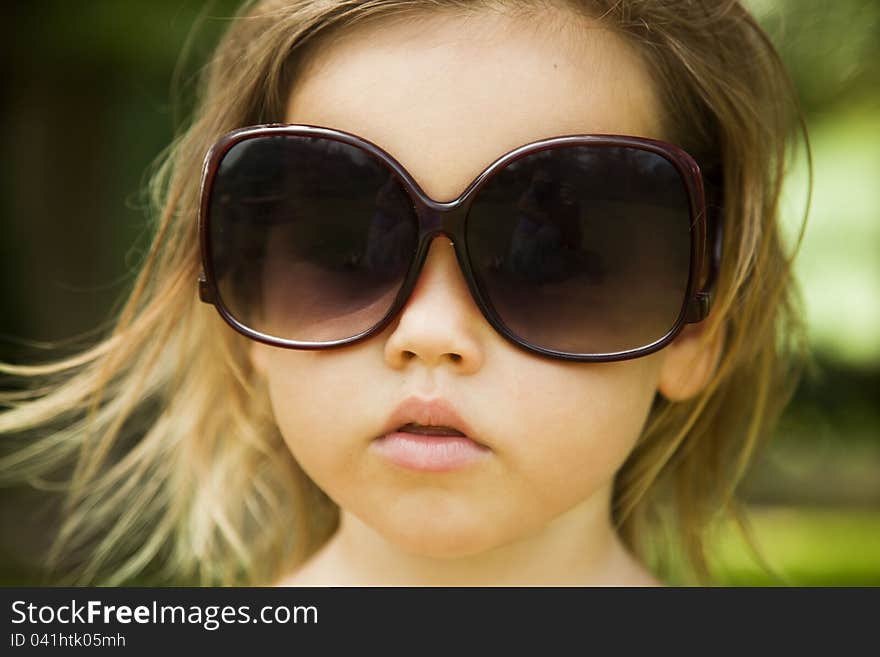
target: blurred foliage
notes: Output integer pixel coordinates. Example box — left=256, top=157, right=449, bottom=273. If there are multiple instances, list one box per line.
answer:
left=781, top=110, right=880, bottom=367
left=6, top=1, right=242, bottom=76
left=711, top=506, right=880, bottom=586
left=745, top=0, right=880, bottom=367
left=739, top=2, right=880, bottom=587
left=0, top=1, right=241, bottom=353
left=747, top=0, right=880, bottom=115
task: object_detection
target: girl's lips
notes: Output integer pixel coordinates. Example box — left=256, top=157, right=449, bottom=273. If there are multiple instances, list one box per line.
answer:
left=371, top=431, right=491, bottom=472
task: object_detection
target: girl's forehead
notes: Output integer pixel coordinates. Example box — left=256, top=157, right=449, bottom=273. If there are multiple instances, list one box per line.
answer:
left=286, top=9, right=665, bottom=202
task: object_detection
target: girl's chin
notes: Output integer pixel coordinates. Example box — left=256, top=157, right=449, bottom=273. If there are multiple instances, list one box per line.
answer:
left=362, top=516, right=511, bottom=559
left=386, top=537, right=500, bottom=560
left=348, top=483, right=499, bottom=558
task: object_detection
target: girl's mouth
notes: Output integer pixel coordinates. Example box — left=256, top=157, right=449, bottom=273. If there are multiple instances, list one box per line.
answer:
left=371, top=426, right=491, bottom=472
left=396, top=422, right=466, bottom=437
left=372, top=396, right=491, bottom=472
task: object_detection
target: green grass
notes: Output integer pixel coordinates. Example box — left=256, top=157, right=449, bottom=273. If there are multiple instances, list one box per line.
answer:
left=709, top=506, right=880, bottom=586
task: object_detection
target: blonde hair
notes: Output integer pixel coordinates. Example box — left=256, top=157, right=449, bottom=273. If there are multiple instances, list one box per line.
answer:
left=0, top=0, right=809, bottom=585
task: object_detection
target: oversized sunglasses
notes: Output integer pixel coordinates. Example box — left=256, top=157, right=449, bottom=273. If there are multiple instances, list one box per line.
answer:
left=197, top=124, right=720, bottom=362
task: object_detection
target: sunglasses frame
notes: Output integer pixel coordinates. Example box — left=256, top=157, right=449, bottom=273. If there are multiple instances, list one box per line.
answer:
left=197, top=123, right=718, bottom=362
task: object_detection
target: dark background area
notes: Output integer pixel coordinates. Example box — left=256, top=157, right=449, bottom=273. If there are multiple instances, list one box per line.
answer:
left=1, top=0, right=878, bottom=585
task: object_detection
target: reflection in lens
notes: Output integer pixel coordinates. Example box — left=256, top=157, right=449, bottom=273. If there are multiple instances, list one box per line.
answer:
left=208, top=135, right=418, bottom=342
left=467, top=145, right=692, bottom=354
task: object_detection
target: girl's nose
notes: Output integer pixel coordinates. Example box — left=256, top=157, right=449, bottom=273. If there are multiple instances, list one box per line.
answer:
left=383, top=236, right=486, bottom=373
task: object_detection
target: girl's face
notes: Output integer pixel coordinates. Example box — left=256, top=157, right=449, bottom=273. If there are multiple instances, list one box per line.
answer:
left=251, top=9, right=713, bottom=558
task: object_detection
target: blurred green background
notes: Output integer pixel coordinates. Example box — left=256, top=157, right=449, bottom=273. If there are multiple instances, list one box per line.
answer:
left=0, top=0, right=878, bottom=585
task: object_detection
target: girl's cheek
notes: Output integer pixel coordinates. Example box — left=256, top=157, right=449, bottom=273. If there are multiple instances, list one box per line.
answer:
left=260, top=354, right=373, bottom=475
left=508, top=358, right=664, bottom=498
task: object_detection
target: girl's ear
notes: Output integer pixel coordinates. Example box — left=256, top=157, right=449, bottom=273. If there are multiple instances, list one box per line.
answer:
left=657, top=321, right=726, bottom=402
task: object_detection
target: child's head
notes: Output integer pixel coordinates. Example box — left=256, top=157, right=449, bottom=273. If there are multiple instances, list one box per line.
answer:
left=244, top=4, right=725, bottom=565
left=1, top=0, right=807, bottom=585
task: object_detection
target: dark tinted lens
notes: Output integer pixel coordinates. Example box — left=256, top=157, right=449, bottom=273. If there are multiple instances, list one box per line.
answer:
left=467, top=145, right=692, bottom=354
left=208, top=135, right=418, bottom=342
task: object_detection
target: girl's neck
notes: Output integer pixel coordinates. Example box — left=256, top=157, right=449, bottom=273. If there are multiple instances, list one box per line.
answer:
left=277, top=485, right=660, bottom=587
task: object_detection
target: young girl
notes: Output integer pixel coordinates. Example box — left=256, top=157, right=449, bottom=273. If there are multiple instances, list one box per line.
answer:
left=0, top=0, right=808, bottom=586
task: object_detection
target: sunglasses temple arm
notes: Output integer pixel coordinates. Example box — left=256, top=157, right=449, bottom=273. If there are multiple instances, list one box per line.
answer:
left=686, top=208, right=723, bottom=323
left=198, top=273, right=216, bottom=304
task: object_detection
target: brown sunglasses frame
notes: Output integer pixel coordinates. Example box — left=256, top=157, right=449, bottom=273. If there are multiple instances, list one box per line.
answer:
left=197, top=124, right=720, bottom=362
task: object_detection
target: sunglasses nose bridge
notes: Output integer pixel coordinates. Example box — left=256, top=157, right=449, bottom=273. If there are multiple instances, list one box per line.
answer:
left=416, top=200, right=468, bottom=245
